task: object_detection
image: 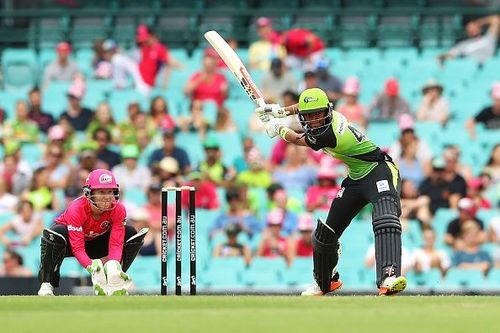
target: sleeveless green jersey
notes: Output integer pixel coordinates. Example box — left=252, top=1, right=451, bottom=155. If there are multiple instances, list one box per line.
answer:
left=304, top=110, right=387, bottom=180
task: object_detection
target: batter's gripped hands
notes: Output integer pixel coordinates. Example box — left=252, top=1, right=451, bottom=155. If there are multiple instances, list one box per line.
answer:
left=255, top=104, right=287, bottom=123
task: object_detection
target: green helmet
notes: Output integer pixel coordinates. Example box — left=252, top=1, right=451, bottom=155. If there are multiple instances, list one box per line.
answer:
left=298, top=88, right=332, bottom=137
left=298, top=88, right=330, bottom=113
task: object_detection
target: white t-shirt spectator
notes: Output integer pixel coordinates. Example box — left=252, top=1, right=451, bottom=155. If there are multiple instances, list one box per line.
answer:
left=365, top=244, right=414, bottom=274
left=489, top=216, right=500, bottom=264
left=0, top=193, right=18, bottom=214
left=449, top=31, right=498, bottom=63
left=412, top=247, right=451, bottom=272
left=43, top=60, right=80, bottom=87
left=112, top=164, right=152, bottom=191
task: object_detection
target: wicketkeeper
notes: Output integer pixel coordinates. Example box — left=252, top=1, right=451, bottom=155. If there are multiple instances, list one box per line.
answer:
left=38, top=169, right=148, bottom=296
left=256, top=88, right=407, bottom=296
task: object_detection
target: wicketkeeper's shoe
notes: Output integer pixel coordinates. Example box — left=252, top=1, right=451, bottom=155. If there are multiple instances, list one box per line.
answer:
left=378, top=276, right=407, bottom=296
left=37, top=282, right=54, bottom=296
left=301, top=274, right=343, bottom=296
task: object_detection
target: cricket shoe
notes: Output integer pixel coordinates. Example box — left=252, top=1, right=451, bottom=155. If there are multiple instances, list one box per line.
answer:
left=378, top=276, right=407, bottom=296
left=37, top=282, right=54, bottom=296
left=301, top=273, right=343, bottom=296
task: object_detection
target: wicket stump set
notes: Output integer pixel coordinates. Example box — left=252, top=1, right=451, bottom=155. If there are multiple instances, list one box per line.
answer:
left=161, top=186, right=196, bottom=295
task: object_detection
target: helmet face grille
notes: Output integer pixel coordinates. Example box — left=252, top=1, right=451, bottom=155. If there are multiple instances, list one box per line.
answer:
left=299, top=105, right=333, bottom=137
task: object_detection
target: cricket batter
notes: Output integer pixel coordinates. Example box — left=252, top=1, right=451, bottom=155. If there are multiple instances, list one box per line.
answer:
left=37, top=169, right=148, bottom=296
left=256, top=88, right=407, bottom=296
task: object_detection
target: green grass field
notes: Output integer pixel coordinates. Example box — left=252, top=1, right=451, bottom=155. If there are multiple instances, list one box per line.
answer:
left=1, top=296, right=498, bottom=333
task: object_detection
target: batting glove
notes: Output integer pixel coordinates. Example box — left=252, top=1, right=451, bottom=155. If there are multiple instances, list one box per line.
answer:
left=264, top=118, right=284, bottom=138
left=255, top=104, right=287, bottom=122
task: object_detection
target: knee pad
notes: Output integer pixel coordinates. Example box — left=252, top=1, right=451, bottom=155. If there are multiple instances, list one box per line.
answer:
left=312, top=219, right=340, bottom=293
left=372, top=196, right=402, bottom=287
left=121, top=227, right=149, bottom=272
left=39, top=228, right=67, bottom=287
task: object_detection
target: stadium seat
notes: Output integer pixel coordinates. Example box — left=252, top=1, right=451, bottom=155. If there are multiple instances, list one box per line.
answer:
left=406, top=268, right=442, bottom=289
left=60, top=257, right=85, bottom=278
left=1, top=49, right=37, bottom=92
left=444, top=268, right=486, bottom=288
left=127, top=256, right=160, bottom=289
left=123, top=188, right=147, bottom=206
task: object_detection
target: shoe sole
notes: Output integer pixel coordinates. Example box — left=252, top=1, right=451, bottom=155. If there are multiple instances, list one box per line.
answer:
left=302, top=280, right=343, bottom=296
left=379, top=277, right=407, bottom=296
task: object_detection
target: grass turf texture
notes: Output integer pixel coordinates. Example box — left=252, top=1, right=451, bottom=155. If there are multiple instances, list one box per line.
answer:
left=1, top=296, right=498, bottom=333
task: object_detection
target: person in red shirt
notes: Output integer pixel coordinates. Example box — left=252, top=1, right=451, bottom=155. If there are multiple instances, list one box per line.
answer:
left=184, top=51, right=228, bottom=107
left=181, top=171, right=219, bottom=210
left=305, top=167, right=340, bottom=211
left=256, top=208, right=291, bottom=266
left=292, top=213, right=314, bottom=258
left=137, top=26, right=182, bottom=89
left=281, top=28, right=325, bottom=71
left=37, top=169, right=148, bottom=296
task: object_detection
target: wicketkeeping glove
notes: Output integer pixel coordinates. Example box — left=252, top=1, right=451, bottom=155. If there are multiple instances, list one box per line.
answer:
left=86, top=259, right=107, bottom=296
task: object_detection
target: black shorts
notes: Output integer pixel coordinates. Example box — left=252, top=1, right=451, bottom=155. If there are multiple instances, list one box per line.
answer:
left=50, top=224, right=137, bottom=259
left=324, top=161, right=401, bottom=237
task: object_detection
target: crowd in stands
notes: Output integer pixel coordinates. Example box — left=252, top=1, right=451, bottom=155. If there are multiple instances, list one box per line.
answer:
left=0, top=16, right=499, bottom=289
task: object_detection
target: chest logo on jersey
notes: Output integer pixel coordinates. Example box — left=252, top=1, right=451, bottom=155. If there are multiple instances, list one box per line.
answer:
left=336, top=115, right=346, bottom=135
left=376, top=180, right=390, bottom=193
left=100, top=221, right=111, bottom=229
left=99, top=174, right=113, bottom=184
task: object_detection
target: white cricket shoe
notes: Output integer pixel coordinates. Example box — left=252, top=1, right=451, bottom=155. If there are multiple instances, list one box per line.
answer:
left=301, top=278, right=343, bottom=296
left=378, top=276, right=407, bottom=296
left=37, top=282, right=54, bottom=296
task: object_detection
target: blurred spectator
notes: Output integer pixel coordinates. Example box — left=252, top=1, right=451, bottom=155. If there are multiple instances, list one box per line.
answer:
left=441, top=148, right=469, bottom=207
left=416, top=79, right=449, bottom=126
left=130, top=208, right=159, bottom=256
left=289, top=212, right=314, bottom=259
left=413, top=228, right=451, bottom=275
left=143, top=183, right=165, bottom=233
left=466, top=82, right=500, bottom=138
left=149, top=96, right=175, bottom=131
left=267, top=188, right=298, bottom=235
left=112, top=145, right=151, bottom=191
left=452, top=220, right=492, bottom=275
left=137, top=25, right=183, bottom=89
left=21, top=167, right=61, bottom=212
left=155, top=156, right=182, bottom=186
left=28, top=87, right=54, bottom=133
left=445, top=197, right=486, bottom=249
left=116, top=102, right=145, bottom=145
left=102, top=39, right=150, bottom=95
left=300, top=70, right=318, bottom=90
left=281, top=28, right=325, bottom=71
left=2, top=100, right=39, bottom=143
left=419, top=158, right=458, bottom=214
left=177, top=99, right=209, bottom=136
left=212, top=223, right=252, bottom=265
left=390, top=114, right=433, bottom=175
left=443, top=145, right=474, bottom=183
left=467, top=177, right=492, bottom=209
left=42, top=142, right=71, bottom=191
left=67, top=142, right=106, bottom=194
left=211, top=187, right=261, bottom=239
left=181, top=171, right=219, bottom=210
left=0, top=177, right=18, bottom=214
left=249, top=17, right=286, bottom=70
left=43, top=41, right=80, bottom=89
left=266, top=183, right=303, bottom=215
left=47, top=125, right=68, bottom=148
left=365, top=242, right=414, bottom=276
left=368, top=78, right=411, bottom=121
left=0, top=144, right=33, bottom=195
left=272, top=144, right=317, bottom=192
left=198, top=136, right=234, bottom=186
left=438, top=15, right=499, bottom=64
left=337, top=77, right=367, bottom=129
left=483, top=143, right=500, bottom=183
left=233, top=137, right=255, bottom=173
left=184, top=51, right=228, bottom=107
left=305, top=167, right=339, bottom=211
left=86, top=102, right=118, bottom=142
left=261, top=58, right=298, bottom=104
left=0, top=200, right=43, bottom=248
left=93, top=128, right=122, bottom=169
left=314, top=58, right=343, bottom=103
left=92, top=38, right=111, bottom=79
left=0, top=250, right=32, bottom=277
left=400, top=179, right=432, bottom=226
left=397, top=139, right=426, bottom=187
left=237, top=148, right=272, bottom=189
left=59, top=78, right=94, bottom=132
left=148, top=130, right=191, bottom=175
left=256, top=208, right=292, bottom=265
left=488, top=215, right=500, bottom=267
left=215, top=105, right=237, bottom=133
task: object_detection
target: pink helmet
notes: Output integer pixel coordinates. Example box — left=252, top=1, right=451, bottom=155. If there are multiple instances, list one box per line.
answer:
left=83, top=169, right=120, bottom=210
